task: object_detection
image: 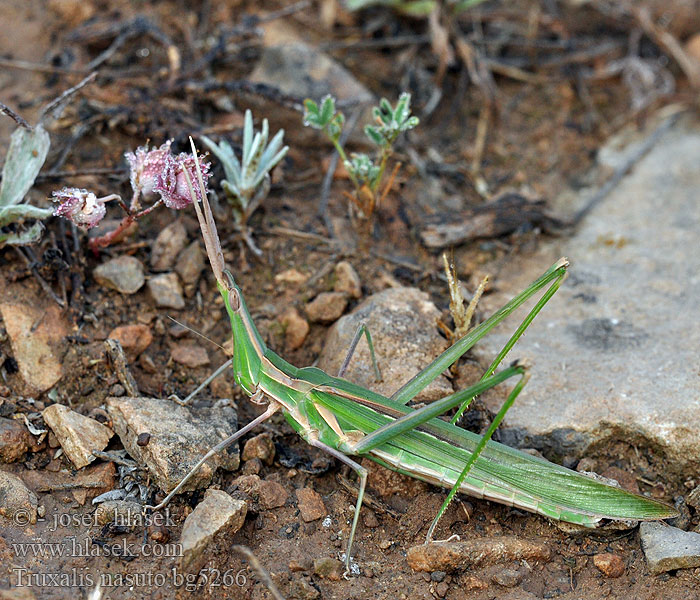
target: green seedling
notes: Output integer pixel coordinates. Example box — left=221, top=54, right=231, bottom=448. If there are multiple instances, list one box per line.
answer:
left=201, top=110, right=288, bottom=256
left=303, top=92, right=418, bottom=218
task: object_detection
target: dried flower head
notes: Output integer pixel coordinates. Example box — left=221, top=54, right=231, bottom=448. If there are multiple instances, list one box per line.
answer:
left=153, top=152, right=211, bottom=210
left=125, top=141, right=172, bottom=197
left=52, top=188, right=106, bottom=229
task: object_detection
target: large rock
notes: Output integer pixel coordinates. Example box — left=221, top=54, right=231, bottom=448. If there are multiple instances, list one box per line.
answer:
left=42, top=404, right=113, bottom=469
left=474, top=117, right=700, bottom=471
left=106, top=397, right=239, bottom=493
left=317, top=287, right=453, bottom=403
left=640, top=522, right=700, bottom=574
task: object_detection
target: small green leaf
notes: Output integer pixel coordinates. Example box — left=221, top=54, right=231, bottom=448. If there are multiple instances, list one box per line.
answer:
left=0, top=124, right=50, bottom=208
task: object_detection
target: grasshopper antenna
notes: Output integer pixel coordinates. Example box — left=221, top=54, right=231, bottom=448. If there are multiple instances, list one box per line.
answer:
left=184, top=136, right=226, bottom=284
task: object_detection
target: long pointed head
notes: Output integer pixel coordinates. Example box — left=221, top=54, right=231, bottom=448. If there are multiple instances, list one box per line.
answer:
left=183, top=138, right=241, bottom=312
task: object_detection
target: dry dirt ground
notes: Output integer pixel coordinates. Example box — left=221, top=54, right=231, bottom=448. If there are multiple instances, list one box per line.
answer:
left=1, top=1, right=699, bottom=599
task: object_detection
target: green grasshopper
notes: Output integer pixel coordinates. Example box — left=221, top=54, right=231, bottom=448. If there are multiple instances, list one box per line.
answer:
left=148, top=140, right=676, bottom=573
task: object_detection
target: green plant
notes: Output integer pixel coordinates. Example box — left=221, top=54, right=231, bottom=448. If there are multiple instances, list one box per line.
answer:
left=201, top=110, right=288, bottom=254
left=0, top=122, right=53, bottom=246
left=303, top=92, right=418, bottom=217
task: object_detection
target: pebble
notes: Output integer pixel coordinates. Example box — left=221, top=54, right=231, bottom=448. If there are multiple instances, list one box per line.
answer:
left=280, top=307, right=309, bottom=350
left=21, top=461, right=115, bottom=500
left=175, top=241, right=205, bottom=295
left=241, top=457, right=263, bottom=475
left=0, top=302, right=66, bottom=394
left=305, top=292, right=348, bottom=324
left=435, top=581, right=449, bottom=598
left=317, top=287, right=452, bottom=403
left=600, top=466, right=640, bottom=494
left=179, top=489, right=247, bottom=572
left=136, top=432, right=151, bottom=446
left=289, top=577, right=320, bottom=600
left=593, top=553, right=625, bottom=578
left=0, top=417, right=33, bottom=463
left=313, top=556, right=344, bottom=581
left=362, top=509, right=379, bottom=528
left=334, top=261, right=362, bottom=299
left=107, top=324, right=152, bottom=359
left=42, top=404, right=113, bottom=469
left=0, top=470, right=38, bottom=524
left=151, top=220, right=187, bottom=272
left=94, top=255, right=145, bottom=294
left=492, top=567, right=523, bottom=587
left=274, top=268, right=309, bottom=286
left=407, top=537, right=550, bottom=572
left=241, top=433, right=275, bottom=466
left=94, top=500, right=143, bottom=529
left=171, top=343, right=209, bottom=368
left=295, top=487, right=326, bottom=522
left=640, top=521, right=700, bottom=575
left=233, top=474, right=288, bottom=509
left=289, top=558, right=312, bottom=572
left=147, top=273, right=185, bottom=309
left=686, top=484, right=700, bottom=509
left=106, top=397, right=238, bottom=493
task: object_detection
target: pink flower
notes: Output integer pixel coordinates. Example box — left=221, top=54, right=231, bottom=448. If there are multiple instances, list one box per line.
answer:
left=52, top=188, right=106, bottom=229
left=153, top=152, right=211, bottom=210
left=125, top=141, right=172, bottom=197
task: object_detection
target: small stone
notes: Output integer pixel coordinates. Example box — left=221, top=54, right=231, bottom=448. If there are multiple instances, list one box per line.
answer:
left=0, top=418, right=33, bottom=463
left=242, top=432, right=275, bottom=465
left=407, top=537, right=550, bottom=572
left=576, top=457, right=597, bottom=473
left=295, top=487, right=326, bottom=522
left=289, top=558, right=311, bottom=572
left=21, top=461, right=116, bottom=500
left=334, top=261, right=362, bottom=298
left=94, top=255, right=145, bottom=294
left=0, top=471, right=38, bottom=524
left=313, top=556, right=344, bottom=580
left=171, top=343, right=209, bottom=368
left=139, top=353, right=157, bottom=373
left=306, top=292, right=348, bottom=324
left=686, top=484, right=700, bottom=509
left=180, top=489, right=247, bottom=572
left=42, top=404, right=113, bottom=469
left=492, top=567, right=523, bottom=587
left=362, top=509, right=379, bottom=528
left=151, top=221, right=187, bottom=272
left=107, top=324, right=152, bottom=359
left=175, top=241, right=205, bottom=295
left=600, top=466, right=640, bottom=494
left=274, top=268, right=309, bottom=286
left=149, top=523, right=170, bottom=543
left=280, top=307, right=309, bottom=350
left=147, top=273, right=185, bottom=309
left=435, top=581, right=449, bottom=598
left=106, top=397, right=239, bottom=493
left=257, top=480, right=288, bottom=509
left=593, top=553, right=625, bottom=578
left=241, top=457, right=262, bottom=476
left=136, top=432, right=151, bottom=446
left=94, top=500, right=143, bottom=529
left=431, top=570, right=446, bottom=582
left=289, top=577, right=320, bottom=600
left=640, top=521, right=700, bottom=575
